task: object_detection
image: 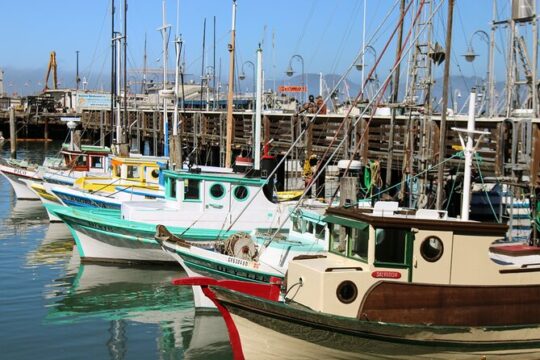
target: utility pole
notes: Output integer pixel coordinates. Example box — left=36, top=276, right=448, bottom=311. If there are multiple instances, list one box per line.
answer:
left=436, top=0, right=455, bottom=210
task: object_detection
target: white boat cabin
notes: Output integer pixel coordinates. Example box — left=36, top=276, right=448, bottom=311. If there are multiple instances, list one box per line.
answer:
left=121, top=170, right=291, bottom=231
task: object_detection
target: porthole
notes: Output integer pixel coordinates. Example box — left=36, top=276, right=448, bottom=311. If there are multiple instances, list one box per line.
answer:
left=233, top=185, right=249, bottom=201
left=420, top=236, right=444, bottom=262
left=336, top=280, right=358, bottom=304
left=151, top=169, right=159, bottom=179
left=210, top=183, right=225, bottom=199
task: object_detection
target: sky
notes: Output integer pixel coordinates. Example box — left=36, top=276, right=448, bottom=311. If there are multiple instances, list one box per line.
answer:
left=0, top=0, right=531, bottom=96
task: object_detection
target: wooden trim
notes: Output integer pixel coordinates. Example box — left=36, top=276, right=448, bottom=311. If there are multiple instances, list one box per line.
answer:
left=326, top=207, right=508, bottom=236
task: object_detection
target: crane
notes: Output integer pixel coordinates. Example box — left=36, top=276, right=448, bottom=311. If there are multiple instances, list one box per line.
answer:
left=43, top=51, right=58, bottom=91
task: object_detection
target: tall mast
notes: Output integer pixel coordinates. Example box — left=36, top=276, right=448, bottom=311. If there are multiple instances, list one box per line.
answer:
left=225, top=0, right=237, bottom=168
left=123, top=0, right=127, bottom=145
left=254, top=45, right=263, bottom=170
left=111, top=0, right=116, bottom=146
left=159, top=0, right=171, bottom=157
left=435, top=0, right=455, bottom=210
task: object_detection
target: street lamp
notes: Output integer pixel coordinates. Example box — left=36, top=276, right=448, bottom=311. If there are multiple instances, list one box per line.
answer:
left=285, top=54, right=305, bottom=104
left=463, top=30, right=489, bottom=63
left=239, top=61, right=255, bottom=109
left=355, top=45, right=377, bottom=74
left=463, top=30, right=490, bottom=113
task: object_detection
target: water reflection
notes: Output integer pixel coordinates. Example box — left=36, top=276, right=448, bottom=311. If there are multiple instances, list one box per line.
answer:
left=45, top=254, right=231, bottom=359
left=26, top=222, right=74, bottom=267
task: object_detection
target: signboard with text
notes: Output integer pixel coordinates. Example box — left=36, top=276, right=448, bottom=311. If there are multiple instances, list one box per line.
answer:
left=76, top=93, right=112, bottom=110
left=278, top=85, right=307, bottom=93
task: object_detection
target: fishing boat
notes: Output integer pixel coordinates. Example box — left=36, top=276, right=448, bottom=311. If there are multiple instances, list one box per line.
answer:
left=45, top=168, right=296, bottom=264
left=0, top=143, right=111, bottom=200
left=155, top=205, right=328, bottom=308
left=176, top=201, right=540, bottom=359
left=42, top=155, right=167, bottom=211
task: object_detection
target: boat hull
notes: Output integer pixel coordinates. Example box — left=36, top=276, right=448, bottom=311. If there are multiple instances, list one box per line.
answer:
left=46, top=204, right=236, bottom=264
left=210, top=286, right=540, bottom=360
left=0, top=165, right=41, bottom=200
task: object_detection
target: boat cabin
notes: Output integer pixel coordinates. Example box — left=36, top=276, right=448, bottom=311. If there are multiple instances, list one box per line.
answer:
left=73, top=155, right=166, bottom=193
left=61, top=144, right=111, bottom=173
left=286, top=202, right=540, bottom=318
left=121, top=169, right=289, bottom=231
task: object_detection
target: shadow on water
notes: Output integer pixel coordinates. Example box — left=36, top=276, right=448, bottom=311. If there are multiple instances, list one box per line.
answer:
left=44, top=252, right=232, bottom=359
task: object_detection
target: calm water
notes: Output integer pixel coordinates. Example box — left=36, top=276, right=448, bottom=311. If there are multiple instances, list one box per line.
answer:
left=0, top=142, right=232, bottom=360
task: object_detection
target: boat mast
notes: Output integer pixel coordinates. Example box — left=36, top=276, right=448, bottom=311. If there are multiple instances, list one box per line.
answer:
left=435, top=0, right=455, bottom=210
left=123, top=0, right=127, bottom=147
left=254, top=45, right=262, bottom=171
left=159, top=0, right=171, bottom=157
left=110, top=0, right=116, bottom=147
left=225, top=0, right=237, bottom=168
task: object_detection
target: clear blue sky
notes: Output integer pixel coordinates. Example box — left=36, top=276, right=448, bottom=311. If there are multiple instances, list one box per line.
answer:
left=0, top=1, right=520, bottom=94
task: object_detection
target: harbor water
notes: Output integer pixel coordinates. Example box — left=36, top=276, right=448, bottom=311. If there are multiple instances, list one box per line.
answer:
left=0, top=142, right=232, bottom=359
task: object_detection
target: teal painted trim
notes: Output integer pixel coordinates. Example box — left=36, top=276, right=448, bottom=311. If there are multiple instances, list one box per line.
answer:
left=324, top=214, right=369, bottom=229
left=233, top=185, right=250, bottom=202
left=68, top=226, right=86, bottom=258
left=177, top=248, right=278, bottom=278
left=163, top=170, right=267, bottom=186
left=79, top=223, right=159, bottom=245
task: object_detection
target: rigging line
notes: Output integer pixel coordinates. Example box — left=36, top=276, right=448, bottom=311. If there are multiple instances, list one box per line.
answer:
left=328, top=1, right=362, bottom=75
left=217, top=0, right=406, bottom=240
left=307, top=0, right=342, bottom=67
left=84, top=1, right=111, bottom=80
left=293, top=0, right=318, bottom=55
left=329, top=0, right=429, bottom=204
left=217, top=2, right=408, bottom=239
left=265, top=0, right=436, bottom=247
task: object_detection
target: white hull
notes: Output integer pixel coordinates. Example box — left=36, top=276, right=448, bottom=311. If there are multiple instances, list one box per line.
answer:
left=0, top=169, right=40, bottom=200
left=167, top=251, right=216, bottom=309
left=72, top=228, right=175, bottom=263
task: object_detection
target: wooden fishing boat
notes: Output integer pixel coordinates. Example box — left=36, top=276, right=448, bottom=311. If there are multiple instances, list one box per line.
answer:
left=155, top=205, right=327, bottom=308
left=44, top=155, right=167, bottom=211
left=175, top=202, right=540, bottom=359
left=45, top=168, right=298, bottom=263
left=0, top=144, right=111, bottom=200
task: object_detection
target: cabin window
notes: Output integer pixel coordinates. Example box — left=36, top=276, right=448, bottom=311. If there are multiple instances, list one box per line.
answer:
left=90, top=156, right=102, bottom=169
left=350, top=226, right=369, bottom=260
left=305, top=220, right=314, bottom=234
left=114, top=165, right=121, bottom=177
left=127, top=165, right=140, bottom=179
left=75, top=155, right=87, bottom=166
left=209, top=183, right=225, bottom=200
left=330, top=224, right=349, bottom=256
left=167, top=178, right=177, bottom=199
left=336, top=280, right=358, bottom=304
left=233, top=185, right=249, bottom=201
left=420, top=236, right=444, bottom=262
left=315, top=223, right=325, bottom=240
left=184, top=179, right=201, bottom=201
left=292, top=217, right=301, bottom=232
left=374, top=228, right=407, bottom=265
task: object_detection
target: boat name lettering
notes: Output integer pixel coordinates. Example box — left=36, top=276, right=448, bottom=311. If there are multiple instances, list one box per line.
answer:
left=227, top=256, right=249, bottom=267
left=371, top=271, right=401, bottom=279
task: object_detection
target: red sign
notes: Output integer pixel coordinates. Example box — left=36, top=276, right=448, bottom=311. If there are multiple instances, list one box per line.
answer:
left=278, top=85, right=307, bottom=93
left=371, top=271, right=401, bottom=279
